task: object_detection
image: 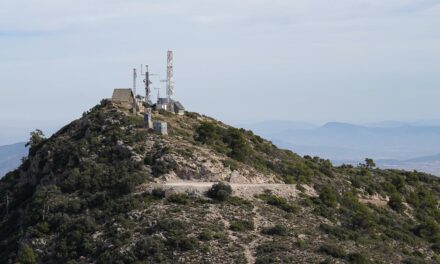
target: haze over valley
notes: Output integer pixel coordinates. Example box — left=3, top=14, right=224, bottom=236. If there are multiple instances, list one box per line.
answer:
left=241, top=119, right=440, bottom=176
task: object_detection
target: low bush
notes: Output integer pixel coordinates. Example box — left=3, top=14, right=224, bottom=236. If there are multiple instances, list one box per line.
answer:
left=319, top=244, right=347, bottom=259
left=227, top=196, right=254, bottom=210
left=259, top=193, right=298, bottom=213
left=152, top=188, right=166, bottom=199
left=388, top=192, right=405, bottom=213
left=167, top=193, right=190, bottom=205
left=347, top=253, right=369, bottom=264
left=167, top=235, right=198, bottom=251
left=152, top=160, right=176, bottom=177
left=319, top=186, right=338, bottom=208
left=207, top=182, right=232, bottom=202
left=262, top=224, right=289, bottom=236
left=17, top=244, right=38, bottom=264
left=230, top=219, right=255, bottom=232
left=198, top=229, right=214, bottom=241
left=134, top=237, right=165, bottom=259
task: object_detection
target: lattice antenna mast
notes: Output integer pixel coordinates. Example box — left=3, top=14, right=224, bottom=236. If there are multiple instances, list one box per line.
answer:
left=166, top=50, right=174, bottom=101
left=143, top=65, right=151, bottom=104
left=132, top=68, right=137, bottom=114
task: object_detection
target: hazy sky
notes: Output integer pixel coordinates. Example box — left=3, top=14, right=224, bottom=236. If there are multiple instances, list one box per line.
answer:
left=1, top=0, right=440, bottom=144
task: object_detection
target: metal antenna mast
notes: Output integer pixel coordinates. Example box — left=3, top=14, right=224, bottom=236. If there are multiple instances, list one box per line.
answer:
left=142, top=65, right=152, bottom=105
left=166, top=50, right=174, bottom=101
left=154, top=87, right=160, bottom=99
left=133, top=68, right=137, bottom=114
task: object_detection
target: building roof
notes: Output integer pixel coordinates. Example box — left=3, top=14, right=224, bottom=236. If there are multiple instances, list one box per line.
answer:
left=174, top=101, right=185, bottom=111
left=112, top=89, right=134, bottom=102
left=157, top=97, right=171, bottom=104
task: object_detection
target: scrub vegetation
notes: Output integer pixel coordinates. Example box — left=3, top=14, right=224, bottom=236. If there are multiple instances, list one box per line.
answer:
left=0, top=100, right=439, bottom=263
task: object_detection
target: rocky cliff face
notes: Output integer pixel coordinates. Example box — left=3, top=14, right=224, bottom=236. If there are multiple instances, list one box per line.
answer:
left=0, top=100, right=439, bottom=264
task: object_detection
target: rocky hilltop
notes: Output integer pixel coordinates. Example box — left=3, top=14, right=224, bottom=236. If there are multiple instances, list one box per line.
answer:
left=1, top=100, right=440, bottom=264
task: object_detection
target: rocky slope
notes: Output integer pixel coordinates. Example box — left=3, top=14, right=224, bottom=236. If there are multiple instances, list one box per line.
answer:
left=0, top=100, right=440, bottom=264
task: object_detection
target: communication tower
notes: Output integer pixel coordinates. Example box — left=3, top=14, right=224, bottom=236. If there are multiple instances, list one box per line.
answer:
left=166, top=50, right=174, bottom=102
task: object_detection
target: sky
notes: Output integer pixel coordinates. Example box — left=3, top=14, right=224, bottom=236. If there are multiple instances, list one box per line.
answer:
left=1, top=0, right=440, bottom=144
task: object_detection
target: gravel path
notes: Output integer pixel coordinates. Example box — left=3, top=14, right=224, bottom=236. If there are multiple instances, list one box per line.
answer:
left=148, top=181, right=299, bottom=199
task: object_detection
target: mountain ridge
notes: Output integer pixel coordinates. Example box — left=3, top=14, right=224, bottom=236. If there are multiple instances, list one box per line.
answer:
left=1, top=100, right=439, bottom=263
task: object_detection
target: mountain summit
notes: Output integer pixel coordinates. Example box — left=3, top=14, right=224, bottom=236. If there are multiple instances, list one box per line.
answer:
left=1, top=100, right=439, bottom=264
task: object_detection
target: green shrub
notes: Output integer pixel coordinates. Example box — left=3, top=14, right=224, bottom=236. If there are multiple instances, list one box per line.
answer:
left=230, top=219, right=255, bottom=232
left=134, top=237, right=165, bottom=259
left=177, top=237, right=198, bottom=251
left=259, top=194, right=298, bottom=213
left=319, top=244, right=347, bottom=259
left=388, top=193, right=405, bottom=213
left=262, top=224, right=289, bottom=236
left=284, top=176, right=295, bottom=184
left=224, top=128, right=250, bottom=162
left=257, top=241, right=290, bottom=254
left=185, top=111, right=200, bottom=119
left=152, top=160, right=176, bottom=177
left=198, top=229, right=214, bottom=241
left=319, top=186, right=338, bottom=208
left=194, top=122, right=219, bottom=145
left=207, top=182, right=232, bottom=202
left=402, top=256, right=426, bottom=264
left=227, top=196, right=253, bottom=210
left=432, top=243, right=440, bottom=253
left=413, top=219, right=440, bottom=243
left=17, top=244, right=38, bottom=264
left=348, top=253, right=369, bottom=264
left=167, top=235, right=198, bottom=251
left=296, top=239, right=306, bottom=249
left=320, top=224, right=358, bottom=241
left=222, top=159, right=239, bottom=171
left=167, top=193, right=190, bottom=205
left=340, top=192, right=376, bottom=231
left=152, top=188, right=166, bottom=199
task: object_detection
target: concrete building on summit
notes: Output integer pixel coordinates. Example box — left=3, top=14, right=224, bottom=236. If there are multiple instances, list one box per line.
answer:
left=111, top=89, right=134, bottom=110
left=111, top=88, right=145, bottom=113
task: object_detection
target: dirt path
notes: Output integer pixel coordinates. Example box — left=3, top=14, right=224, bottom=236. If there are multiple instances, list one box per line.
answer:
left=243, top=205, right=264, bottom=264
left=147, top=181, right=298, bottom=199
left=148, top=181, right=293, bottom=263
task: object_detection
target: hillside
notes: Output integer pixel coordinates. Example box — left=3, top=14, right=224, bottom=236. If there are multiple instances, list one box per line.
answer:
left=0, top=142, right=27, bottom=178
left=1, top=100, right=440, bottom=264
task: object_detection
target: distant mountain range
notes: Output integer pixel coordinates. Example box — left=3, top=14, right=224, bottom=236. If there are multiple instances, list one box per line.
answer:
left=241, top=120, right=440, bottom=176
left=0, top=142, right=27, bottom=177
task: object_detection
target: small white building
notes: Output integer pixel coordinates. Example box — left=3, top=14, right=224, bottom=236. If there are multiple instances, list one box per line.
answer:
left=153, top=121, right=168, bottom=135
left=156, top=98, right=172, bottom=111
left=144, top=109, right=153, bottom=129
left=155, top=98, right=185, bottom=115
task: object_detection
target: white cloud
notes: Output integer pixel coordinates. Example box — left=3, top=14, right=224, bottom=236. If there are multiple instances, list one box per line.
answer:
left=0, top=0, right=439, bottom=130
left=1, top=0, right=438, bottom=32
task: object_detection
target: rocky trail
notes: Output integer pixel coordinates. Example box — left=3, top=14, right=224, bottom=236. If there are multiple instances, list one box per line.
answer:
left=146, top=181, right=299, bottom=199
